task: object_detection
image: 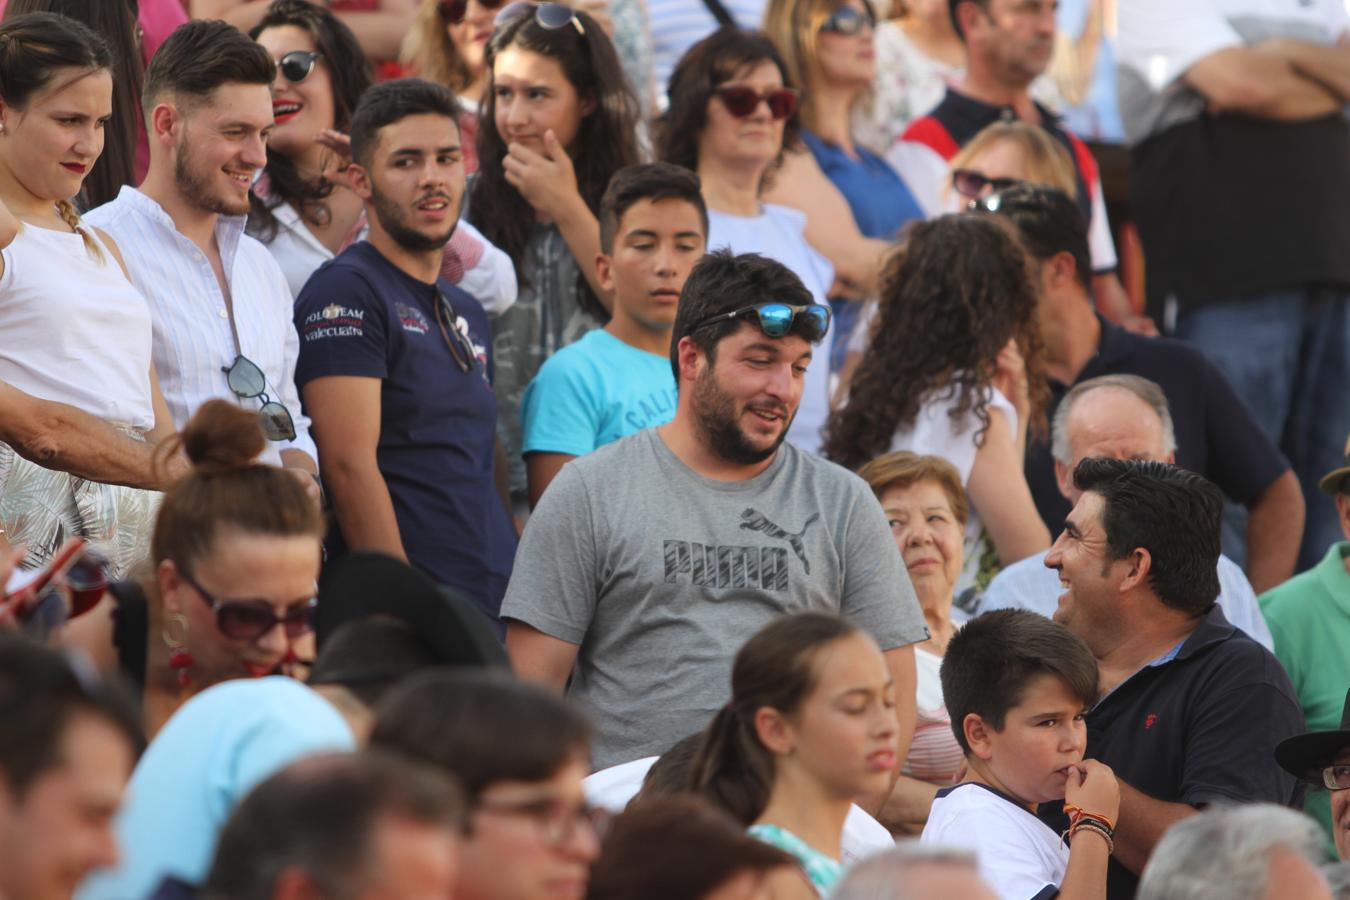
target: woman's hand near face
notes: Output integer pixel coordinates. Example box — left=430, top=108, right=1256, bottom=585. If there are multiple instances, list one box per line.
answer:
left=502, top=129, right=585, bottom=223
left=315, top=129, right=356, bottom=192
left=992, top=337, right=1029, bottom=421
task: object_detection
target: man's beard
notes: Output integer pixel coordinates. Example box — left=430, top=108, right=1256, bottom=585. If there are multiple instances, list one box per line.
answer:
left=174, top=137, right=250, bottom=217
left=368, top=182, right=458, bottom=253
left=691, top=362, right=791, bottom=466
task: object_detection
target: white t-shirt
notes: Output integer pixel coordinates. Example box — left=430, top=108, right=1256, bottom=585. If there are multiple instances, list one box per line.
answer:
left=922, top=782, right=1068, bottom=900
left=583, top=756, right=895, bottom=867
left=888, top=383, right=1017, bottom=600
left=707, top=204, right=836, bottom=455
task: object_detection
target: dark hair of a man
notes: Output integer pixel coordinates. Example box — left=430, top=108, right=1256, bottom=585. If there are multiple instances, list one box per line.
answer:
left=3, top=1, right=139, bottom=209
left=688, top=613, right=860, bottom=825
left=598, top=162, right=709, bottom=254
left=947, top=0, right=990, bottom=42
left=247, top=0, right=374, bottom=243
left=823, top=214, right=1049, bottom=470
left=369, top=669, right=591, bottom=799
left=668, top=249, right=820, bottom=384
left=980, top=183, right=1092, bottom=291
left=307, top=618, right=445, bottom=708
left=142, top=18, right=274, bottom=114
left=587, top=795, right=797, bottom=900
left=940, top=609, right=1098, bottom=756
left=1072, top=458, right=1223, bottom=615
left=202, top=751, right=466, bottom=900
left=0, top=636, right=143, bottom=798
left=152, top=399, right=324, bottom=582
left=470, top=8, right=641, bottom=318
left=657, top=28, right=802, bottom=192
left=349, top=77, right=460, bottom=169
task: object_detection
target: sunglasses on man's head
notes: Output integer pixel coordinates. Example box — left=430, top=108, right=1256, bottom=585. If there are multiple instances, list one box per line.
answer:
left=275, top=50, right=322, bottom=84
left=691, top=302, right=831, bottom=342
left=493, top=1, right=586, bottom=35
left=438, top=0, right=507, bottom=25
left=182, top=569, right=318, bottom=643
left=952, top=168, right=1025, bottom=201
left=223, top=355, right=297, bottom=442
left=820, top=5, right=875, bottom=35
left=713, top=85, right=799, bottom=120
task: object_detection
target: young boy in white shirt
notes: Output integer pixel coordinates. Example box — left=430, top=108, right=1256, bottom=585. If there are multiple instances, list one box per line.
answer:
left=921, top=609, right=1118, bottom=900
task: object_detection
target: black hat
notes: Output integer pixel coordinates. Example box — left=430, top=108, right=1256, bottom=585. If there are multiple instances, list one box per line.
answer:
left=315, top=551, right=507, bottom=670
left=1275, top=688, right=1350, bottom=782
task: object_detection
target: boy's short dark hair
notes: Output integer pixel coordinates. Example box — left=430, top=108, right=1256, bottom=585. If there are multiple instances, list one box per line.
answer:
left=143, top=19, right=274, bottom=114
left=668, top=250, right=822, bottom=383
left=598, top=162, right=709, bottom=254
left=941, top=609, right=1098, bottom=755
left=1073, top=458, right=1223, bottom=616
left=979, top=183, right=1092, bottom=291
left=349, top=78, right=460, bottom=168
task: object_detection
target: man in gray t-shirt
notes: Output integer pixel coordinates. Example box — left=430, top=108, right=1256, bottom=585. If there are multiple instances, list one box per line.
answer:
left=503, top=250, right=927, bottom=770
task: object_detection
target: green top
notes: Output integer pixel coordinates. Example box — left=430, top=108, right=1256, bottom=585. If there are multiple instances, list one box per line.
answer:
left=1260, top=541, right=1350, bottom=851
left=747, top=823, right=843, bottom=895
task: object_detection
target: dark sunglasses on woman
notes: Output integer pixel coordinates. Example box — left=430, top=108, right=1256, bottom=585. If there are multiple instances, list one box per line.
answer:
left=276, top=50, right=323, bottom=84
left=438, top=0, right=506, bottom=25
left=493, top=1, right=586, bottom=35
left=691, top=302, right=832, bottom=342
left=182, top=570, right=318, bottom=643
left=713, top=85, right=800, bottom=120
left=820, top=5, right=875, bottom=35
left=952, top=168, right=1025, bottom=200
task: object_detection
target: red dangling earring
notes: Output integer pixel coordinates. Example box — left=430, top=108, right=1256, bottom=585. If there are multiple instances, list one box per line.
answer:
left=164, top=614, right=194, bottom=689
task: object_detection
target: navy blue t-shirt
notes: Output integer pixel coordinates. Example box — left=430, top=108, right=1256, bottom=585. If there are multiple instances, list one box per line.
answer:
left=293, top=241, right=516, bottom=625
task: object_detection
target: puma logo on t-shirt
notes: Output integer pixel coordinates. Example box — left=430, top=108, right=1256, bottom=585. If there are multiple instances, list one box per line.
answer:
left=739, top=508, right=820, bottom=574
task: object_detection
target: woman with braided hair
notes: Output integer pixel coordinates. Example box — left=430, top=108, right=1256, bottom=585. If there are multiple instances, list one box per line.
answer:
left=0, top=11, right=175, bottom=577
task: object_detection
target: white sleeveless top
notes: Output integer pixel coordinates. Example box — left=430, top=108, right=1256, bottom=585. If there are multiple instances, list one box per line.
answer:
left=0, top=221, right=155, bottom=430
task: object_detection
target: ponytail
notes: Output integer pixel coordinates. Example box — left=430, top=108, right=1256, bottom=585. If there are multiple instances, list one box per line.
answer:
left=55, top=198, right=104, bottom=263
left=688, top=613, right=861, bottom=824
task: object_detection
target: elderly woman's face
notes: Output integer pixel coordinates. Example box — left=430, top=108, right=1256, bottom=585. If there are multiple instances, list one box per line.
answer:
left=697, top=59, right=787, bottom=174
left=880, top=480, right=964, bottom=609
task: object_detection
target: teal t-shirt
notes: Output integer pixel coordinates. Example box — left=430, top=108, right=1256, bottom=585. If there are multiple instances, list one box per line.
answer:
left=1260, top=541, right=1350, bottom=852
left=520, top=328, right=677, bottom=457
left=748, top=823, right=843, bottom=894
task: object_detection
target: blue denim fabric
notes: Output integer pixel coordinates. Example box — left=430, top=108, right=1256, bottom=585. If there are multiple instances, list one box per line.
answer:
left=1176, top=289, right=1350, bottom=571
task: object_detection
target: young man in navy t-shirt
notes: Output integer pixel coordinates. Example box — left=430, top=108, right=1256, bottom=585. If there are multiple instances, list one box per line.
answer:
left=294, top=79, right=516, bottom=627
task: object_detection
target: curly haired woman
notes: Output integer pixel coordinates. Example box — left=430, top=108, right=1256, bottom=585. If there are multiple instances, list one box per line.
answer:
left=824, top=213, right=1050, bottom=607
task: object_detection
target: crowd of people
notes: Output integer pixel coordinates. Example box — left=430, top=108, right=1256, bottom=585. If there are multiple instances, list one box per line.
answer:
left=0, top=0, right=1348, bottom=898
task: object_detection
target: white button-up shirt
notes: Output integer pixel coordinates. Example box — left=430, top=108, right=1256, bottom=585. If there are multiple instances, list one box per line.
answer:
left=86, top=187, right=315, bottom=467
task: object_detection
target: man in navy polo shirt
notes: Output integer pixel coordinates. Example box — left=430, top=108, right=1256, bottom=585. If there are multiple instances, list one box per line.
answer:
left=1041, top=458, right=1305, bottom=899
left=981, top=184, right=1305, bottom=595
left=294, top=79, right=516, bottom=627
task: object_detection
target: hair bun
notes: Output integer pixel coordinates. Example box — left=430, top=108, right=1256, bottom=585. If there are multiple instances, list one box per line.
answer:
left=180, top=399, right=267, bottom=475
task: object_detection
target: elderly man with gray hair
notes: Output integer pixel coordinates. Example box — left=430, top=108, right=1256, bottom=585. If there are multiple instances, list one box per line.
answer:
left=979, top=373, right=1272, bottom=649
left=828, top=843, right=997, bottom=900
left=1137, top=804, right=1332, bottom=900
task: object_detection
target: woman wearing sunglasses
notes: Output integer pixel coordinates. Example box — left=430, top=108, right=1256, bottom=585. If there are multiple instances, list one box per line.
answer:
left=467, top=2, right=641, bottom=510
left=761, top=0, right=924, bottom=360
left=824, top=214, right=1051, bottom=603
left=657, top=28, right=837, bottom=455
left=403, top=0, right=496, bottom=124
left=64, top=400, right=325, bottom=739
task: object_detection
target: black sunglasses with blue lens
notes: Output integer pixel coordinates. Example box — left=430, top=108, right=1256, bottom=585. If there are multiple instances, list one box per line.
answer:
left=691, top=302, right=832, bottom=342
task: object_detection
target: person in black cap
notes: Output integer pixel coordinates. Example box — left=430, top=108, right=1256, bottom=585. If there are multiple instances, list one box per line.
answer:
left=1277, top=688, right=1350, bottom=862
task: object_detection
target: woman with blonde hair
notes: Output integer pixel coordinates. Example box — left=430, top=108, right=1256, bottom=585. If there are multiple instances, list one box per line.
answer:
left=0, top=12, right=176, bottom=577
left=946, top=119, right=1077, bottom=206
left=761, top=0, right=923, bottom=353
left=401, top=0, right=495, bottom=169
left=857, top=450, right=971, bottom=833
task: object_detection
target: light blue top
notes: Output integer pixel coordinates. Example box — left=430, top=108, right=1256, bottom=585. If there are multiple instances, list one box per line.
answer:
left=978, top=550, right=1273, bottom=650
left=748, top=823, right=842, bottom=895
left=78, top=677, right=355, bottom=900
left=520, top=328, right=677, bottom=457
